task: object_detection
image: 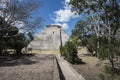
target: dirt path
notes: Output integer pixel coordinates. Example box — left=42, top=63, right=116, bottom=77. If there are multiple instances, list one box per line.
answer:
left=0, top=54, right=59, bottom=80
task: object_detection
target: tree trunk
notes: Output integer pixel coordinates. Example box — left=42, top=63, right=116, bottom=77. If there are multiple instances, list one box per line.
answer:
left=15, top=49, right=22, bottom=56
left=109, top=57, right=115, bottom=75
left=0, top=49, right=2, bottom=55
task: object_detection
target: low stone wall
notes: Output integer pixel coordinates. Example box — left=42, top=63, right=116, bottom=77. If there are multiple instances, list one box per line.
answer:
left=54, top=56, right=65, bottom=80
left=53, top=56, right=61, bottom=80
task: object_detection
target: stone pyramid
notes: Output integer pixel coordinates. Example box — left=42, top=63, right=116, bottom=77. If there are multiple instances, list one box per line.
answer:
left=28, top=25, right=69, bottom=49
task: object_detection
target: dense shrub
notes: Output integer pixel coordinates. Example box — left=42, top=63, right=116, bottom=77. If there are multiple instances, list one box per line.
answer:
left=103, top=65, right=113, bottom=74
left=60, top=40, right=82, bottom=64
left=59, top=45, right=65, bottom=56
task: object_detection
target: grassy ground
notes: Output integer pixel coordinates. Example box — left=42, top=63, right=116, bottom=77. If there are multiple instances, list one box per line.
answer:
left=72, top=48, right=103, bottom=80
left=72, top=47, right=120, bottom=80
left=30, top=49, right=60, bottom=55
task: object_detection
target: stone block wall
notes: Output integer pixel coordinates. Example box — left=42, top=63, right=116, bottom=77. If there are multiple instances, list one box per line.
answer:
left=28, top=25, right=69, bottom=49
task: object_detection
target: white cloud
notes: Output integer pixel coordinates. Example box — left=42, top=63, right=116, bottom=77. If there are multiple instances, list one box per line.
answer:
left=62, top=23, right=69, bottom=29
left=51, top=23, right=69, bottom=29
left=53, top=8, right=79, bottom=23
left=52, top=0, right=79, bottom=29
left=64, top=0, right=71, bottom=9
left=12, top=21, right=25, bottom=29
left=54, top=9, right=74, bottom=23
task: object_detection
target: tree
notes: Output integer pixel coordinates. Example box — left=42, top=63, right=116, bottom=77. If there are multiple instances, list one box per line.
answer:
left=0, top=0, right=42, bottom=33
left=0, top=0, right=41, bottom=26
left=71, top=19, right=97, bottom=55
left=0, top=0, right=42, bottom=54
left=4, top=26, right=19, bottom=50
left=61, top=40, right=78, bottom=64
left=69, top=0, right=120, bottom=73
left=71, top=20, right=88, bottom=47
left=70, top=35, right=79, bottom=48
left=14, top=33, right=26, bottom=54
left=4, top=27, right=34, bottom=55
left=86, top=15, right=101, bottom=56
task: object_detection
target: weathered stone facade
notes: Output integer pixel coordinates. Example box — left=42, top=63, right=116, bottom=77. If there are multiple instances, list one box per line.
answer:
left=28, top=25, right=69, bottom=49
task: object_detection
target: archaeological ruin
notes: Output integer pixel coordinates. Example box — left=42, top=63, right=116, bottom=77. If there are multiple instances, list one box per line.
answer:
left=28, top=25, right=69, bottom=49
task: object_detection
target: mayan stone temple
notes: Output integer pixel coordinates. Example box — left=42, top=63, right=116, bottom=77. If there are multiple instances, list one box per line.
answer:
left=28, top=25, right=69, bottom=49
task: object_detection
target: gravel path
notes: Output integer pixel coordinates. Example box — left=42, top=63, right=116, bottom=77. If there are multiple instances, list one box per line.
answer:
left=0, top=54, right=59, bottom=80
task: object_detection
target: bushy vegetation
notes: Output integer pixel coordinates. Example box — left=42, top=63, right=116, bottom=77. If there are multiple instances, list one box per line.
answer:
left=69, top=0, right=120, bottom=75
left=98, top=73, right=120, bottom=80
left=60, top=40, right=82, bottom=64
left=0, top=0, right=41, bottom=56
left=1, top=21, right=34, bottom=55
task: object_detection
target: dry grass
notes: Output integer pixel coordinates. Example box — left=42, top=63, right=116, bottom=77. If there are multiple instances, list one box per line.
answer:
left=80, top=56, right=99, bottom=65
left=71, top=47, right=104, bottom=80
left=77, top=47, right=103, bottom=69
left=78, top=47, right=88, bottom=54
left=77, top=47, right=99, bottom=64
left=31, top=49, right=60, bottom=55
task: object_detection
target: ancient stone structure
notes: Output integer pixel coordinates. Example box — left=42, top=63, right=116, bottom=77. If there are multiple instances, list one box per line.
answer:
left=28, top=25, right=69, bottom=49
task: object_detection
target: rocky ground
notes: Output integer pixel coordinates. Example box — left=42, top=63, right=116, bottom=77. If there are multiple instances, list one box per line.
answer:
left=0, top=54, right=59, bottom=80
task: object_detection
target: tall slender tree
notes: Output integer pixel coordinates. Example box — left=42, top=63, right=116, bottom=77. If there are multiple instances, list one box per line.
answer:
left=69, top=0, right=120, bottom=72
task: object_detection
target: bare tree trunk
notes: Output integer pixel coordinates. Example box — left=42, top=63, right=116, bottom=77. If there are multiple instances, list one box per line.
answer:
left=109, top=56, right=115, bottom=75
left=92, top=15, right=100, bottom=58
left=107, top=18, right=115, bottom=74
left=0, top=32, right=4, bottom=55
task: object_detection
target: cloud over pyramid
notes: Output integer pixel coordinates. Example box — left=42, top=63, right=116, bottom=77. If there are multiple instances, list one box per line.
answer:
left=28, top=25, right=69, bottom=49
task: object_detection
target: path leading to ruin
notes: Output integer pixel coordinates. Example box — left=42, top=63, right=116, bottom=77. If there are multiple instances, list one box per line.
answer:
left=0, top=54, right=59, bottom=80
left=0, top=53, right=86, bottom=80
left=56, top=54, right=86, bottom=80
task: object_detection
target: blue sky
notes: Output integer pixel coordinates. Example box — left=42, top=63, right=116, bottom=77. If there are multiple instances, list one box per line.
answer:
left=38, top=0, right=120, bottom=35
left=38, top=0, right=84, bottom=35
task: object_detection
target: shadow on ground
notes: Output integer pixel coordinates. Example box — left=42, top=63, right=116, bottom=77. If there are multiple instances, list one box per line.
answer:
left=0, top=53, right=38, bottom=67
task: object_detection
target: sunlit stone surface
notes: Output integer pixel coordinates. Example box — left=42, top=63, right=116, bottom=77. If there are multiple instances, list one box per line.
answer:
left=28, top=25, right=69, bottom=49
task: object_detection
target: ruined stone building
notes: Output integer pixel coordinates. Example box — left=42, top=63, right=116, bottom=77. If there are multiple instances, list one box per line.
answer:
left=28, top=25, right=69, bottom=49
